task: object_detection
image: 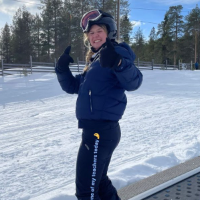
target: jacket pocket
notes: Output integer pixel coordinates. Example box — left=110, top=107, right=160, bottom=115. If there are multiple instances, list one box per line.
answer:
left=89, top=90, right=93, bottom=113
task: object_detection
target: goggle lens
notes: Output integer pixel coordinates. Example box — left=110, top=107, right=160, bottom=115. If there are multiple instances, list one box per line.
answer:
left=81, top=10, right=101, bottom=31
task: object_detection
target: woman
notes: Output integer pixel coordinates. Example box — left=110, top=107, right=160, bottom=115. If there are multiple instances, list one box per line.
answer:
left=55, top=9, right=143, bottom=200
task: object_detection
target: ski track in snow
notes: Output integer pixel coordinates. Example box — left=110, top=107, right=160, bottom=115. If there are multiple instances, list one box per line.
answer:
left=0, top=71, right=200, bottom=200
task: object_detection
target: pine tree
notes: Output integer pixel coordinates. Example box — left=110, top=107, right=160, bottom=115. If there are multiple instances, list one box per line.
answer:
left=58, top=0, right=72, bottom=56
left=178, top=32, right=193, bottom=63
left=120, top=13, right=133, bottom=44
left=131, top=27, right=146, bottom=60
left=1, top=23, right=12, bottom=63
left=12, top=6, right=33, bottom=63
left=147, top=27, right=157, bottom=61
left=0, top=29, right=2, bottom=61
left=157, top=14, right=173, bottom=64
left=166, top=5, right=184, bottom=65
left=40, top=1, right=53, bottom=61
left=184, top=4, right=200, bottom=62
left=40, top=0, right=63, bottom=60
left=32, top=14, right=42, bottom=61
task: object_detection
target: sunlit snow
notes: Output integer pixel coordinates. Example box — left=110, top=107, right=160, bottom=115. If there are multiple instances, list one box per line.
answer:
left=0, top=70, right=200, bottom=200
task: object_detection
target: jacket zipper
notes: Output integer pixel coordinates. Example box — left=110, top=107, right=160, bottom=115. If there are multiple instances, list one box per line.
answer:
left=89, top=90, right=93, bottom=113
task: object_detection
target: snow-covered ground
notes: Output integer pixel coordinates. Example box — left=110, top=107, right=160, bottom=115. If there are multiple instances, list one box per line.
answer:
left=0, top=70, right=200, bottom=200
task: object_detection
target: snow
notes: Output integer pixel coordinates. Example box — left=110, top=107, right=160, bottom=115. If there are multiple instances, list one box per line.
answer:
left=0, top=70, right=200, bottom=200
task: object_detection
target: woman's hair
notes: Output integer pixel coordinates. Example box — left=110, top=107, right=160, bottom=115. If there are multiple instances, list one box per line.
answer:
left=83, top=24, right=108, bottom=72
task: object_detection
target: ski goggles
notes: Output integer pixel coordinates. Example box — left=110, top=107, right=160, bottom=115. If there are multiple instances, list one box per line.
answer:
left=80, top=9, right=102, bottom=32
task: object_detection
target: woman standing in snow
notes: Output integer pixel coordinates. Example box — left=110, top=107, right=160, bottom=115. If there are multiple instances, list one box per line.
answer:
left=55, top=9, right=143, bottom=200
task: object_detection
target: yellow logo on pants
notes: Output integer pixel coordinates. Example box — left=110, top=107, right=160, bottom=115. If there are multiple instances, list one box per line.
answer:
left=94, top=133, right=100, bottom=140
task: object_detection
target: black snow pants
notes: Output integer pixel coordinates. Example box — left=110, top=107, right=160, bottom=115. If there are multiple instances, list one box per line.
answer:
left=75, top=120, right=121, bottom=200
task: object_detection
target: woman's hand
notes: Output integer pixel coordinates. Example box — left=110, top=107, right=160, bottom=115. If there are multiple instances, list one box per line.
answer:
left=57, top=46, right=74, bottom=72
left=100, top=38, right=122, bottom=69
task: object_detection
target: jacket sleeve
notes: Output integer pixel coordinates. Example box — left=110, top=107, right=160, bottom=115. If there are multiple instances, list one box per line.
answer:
left=55, top=67, right=82, bottom=94
left=114, top=57, right=143, bottom=91
left=113, top=43, right=143, bottom=91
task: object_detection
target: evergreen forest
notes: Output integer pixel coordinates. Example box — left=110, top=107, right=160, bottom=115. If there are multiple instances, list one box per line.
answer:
left=0, top=0, right=200, bottom=65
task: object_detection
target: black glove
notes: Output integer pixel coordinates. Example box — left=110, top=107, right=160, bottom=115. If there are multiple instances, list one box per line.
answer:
left=57, top=46, right=74, bottom=72
left=100, top=38, right=122, bottom=69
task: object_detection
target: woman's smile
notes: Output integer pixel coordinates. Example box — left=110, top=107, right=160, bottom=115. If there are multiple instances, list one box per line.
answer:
left=88, top=25, right=107, bottom=50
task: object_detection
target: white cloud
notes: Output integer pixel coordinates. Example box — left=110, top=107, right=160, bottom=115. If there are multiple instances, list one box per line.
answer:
left=132, top=21, right=146, bottom=30
left=150, top=0, right=199, bottom=5
left=0, top=0, right=40, bottom=16
left=0, top=5, right=18, bottom=16
left=132, top=21, right=141, bottom=29
left=0, top=0, right=40, bottom=28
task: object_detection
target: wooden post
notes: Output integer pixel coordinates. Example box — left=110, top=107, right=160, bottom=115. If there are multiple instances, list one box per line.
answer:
left=191, top=61, right=193, bottom=70
left=54, top=58, right=56, bottom=68
left=152, top=59, right=154, bottom=70
left=195, top=30, right=197, bottom=63
left=178, top=60, right=180, bottom=70
left=30, top=56, right=32, bottom=74
left=1, top=59, right=4, bottom=76
left=77, top=57, right=80, bottom=72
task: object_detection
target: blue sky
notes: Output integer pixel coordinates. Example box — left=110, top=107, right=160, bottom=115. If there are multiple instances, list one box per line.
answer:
left=129, top=0, right=199, bottom=39
left=0, top=0, right=199, bottom=40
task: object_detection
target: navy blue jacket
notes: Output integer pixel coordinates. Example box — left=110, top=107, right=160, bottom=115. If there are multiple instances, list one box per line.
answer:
left=56, top=42, right=143, bottom=121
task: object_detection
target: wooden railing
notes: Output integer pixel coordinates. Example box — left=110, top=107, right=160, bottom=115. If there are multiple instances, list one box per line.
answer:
left=0, top=57, right=193, bottom=76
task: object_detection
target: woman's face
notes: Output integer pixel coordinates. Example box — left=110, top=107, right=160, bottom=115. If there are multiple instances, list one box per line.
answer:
left=88, top=25, right=107, bottom=50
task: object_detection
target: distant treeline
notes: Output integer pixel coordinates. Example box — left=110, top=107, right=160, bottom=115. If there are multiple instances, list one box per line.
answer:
left=133, top=5, right=200, bottom=65
left=0, top=0, right=131, bottom=63
left=0, top=1, right=200, bottom=65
